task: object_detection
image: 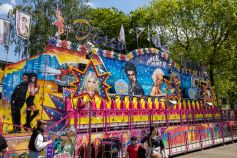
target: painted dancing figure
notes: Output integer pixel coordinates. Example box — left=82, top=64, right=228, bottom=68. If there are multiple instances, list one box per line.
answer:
left=52, top=3, right=64, bottom=37
left=24, top=73, right=40, bottom=130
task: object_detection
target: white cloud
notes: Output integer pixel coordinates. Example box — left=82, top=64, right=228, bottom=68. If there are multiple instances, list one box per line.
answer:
left=86, top=2, right=96, bottom=8
left=11, top=0, right=16, bottom=5
left=0, top=3, right=13, bottom=15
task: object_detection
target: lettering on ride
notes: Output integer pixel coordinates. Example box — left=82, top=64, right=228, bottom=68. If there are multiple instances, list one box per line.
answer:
left=115, top=79, right=128, bottom=95
left=147, top=56, right=168, bottom=68
left=72, top=18, right=124, bottom=51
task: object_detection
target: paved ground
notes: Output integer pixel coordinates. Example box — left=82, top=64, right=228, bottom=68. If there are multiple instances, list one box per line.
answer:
left=174, top=143, right=237, bottom=158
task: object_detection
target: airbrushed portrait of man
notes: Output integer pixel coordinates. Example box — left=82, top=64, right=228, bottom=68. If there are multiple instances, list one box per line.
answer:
left=125, top=62, right=144, bottom=96
left=10, top=73, right=30, bottom=133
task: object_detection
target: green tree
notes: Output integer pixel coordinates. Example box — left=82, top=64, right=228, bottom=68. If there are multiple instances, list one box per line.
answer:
left=9, top=0, right=89, bottom=57
left=148, top=0, right=237, bottom=105
left=81, top=7, right=129, bottom=51
left=129, top=7, right=152, bottom=49
left=81, top=7, right=154, bottom=52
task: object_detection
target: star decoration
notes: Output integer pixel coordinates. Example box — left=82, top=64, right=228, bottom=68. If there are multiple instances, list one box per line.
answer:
left=148, top=48, right=153, bottom=53
left=80, top=45, right=88, bottom=54
left=104, top=50, right=114, bottom=58
left=119, top=54, right=127, bottom=61
left=41, top=94, right=67, bottom=132
left=61, top=40, right=69, bottom=49
left=165, top=73, right=181, bottom=100
left=137, top=48, right=143, bottom=56
left=72, top=60, right=110, bottom=101
left=48, top=37, right=57, bottom=46
left=127, top=52, right=134, bottom=60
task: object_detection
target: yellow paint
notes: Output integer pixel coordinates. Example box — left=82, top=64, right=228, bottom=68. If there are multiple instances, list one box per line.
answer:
left=183, top=100, right=186, bottom=109
left=187, top=100, right=191, bottom=109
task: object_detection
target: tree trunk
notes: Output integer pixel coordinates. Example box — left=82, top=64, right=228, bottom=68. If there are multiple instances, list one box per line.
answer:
left=209, top=64, right=215, bottom=87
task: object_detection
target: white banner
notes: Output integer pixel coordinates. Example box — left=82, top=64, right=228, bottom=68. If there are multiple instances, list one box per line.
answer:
left=118, top=25, right=125, bottom=43
left=0, top=18, right=10, bottom=45
left=16, top=10, right=31, bottom=39
left=152, top=35, right=161, bottom=48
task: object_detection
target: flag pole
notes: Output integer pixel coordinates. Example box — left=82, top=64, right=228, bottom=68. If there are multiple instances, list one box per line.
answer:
left=123, top=25, right=127, bottom=51
left=136, top=35, right=138, bottom=48
left=4, top=23, right=11, bottom=68
left=26, top=14, right=32, bottom=56
left=148, top=25, right=151, bottom=47
left=1, top=17, right=11, bottom=86
left=4, top=45, right=10, bottom=66
left=124, top=38, right=127, bottom=51
left=136, top=27, right=138, bottom=48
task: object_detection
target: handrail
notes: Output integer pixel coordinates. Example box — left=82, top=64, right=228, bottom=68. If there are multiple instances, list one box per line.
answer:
left=0, top=121, right=32, bottom=133
left=45, top=109, right=76, bottom=133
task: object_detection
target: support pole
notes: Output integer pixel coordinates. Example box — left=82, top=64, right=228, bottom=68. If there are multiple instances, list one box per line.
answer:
left=88, top=101, right=92, bottom=158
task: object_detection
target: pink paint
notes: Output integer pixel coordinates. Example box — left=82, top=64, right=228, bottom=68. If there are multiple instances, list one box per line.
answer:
left=111, top=99, right=117, bottom=110
left=145, top=99, right=150, bottom=110
left=65, top=97, right=73, bottom=111
left=129, top=98, right=134, bottom=110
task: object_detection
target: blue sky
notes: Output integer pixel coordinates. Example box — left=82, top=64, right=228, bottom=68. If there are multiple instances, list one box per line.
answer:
left=0, top=0, right=150, bottom=62
left=89, top=0, right=150, bottom=14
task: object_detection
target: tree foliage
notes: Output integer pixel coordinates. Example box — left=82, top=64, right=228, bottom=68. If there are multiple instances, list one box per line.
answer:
left=147, top=0, right=237, bottom=105
left=85, top=7, right=129, bottom=51
left=9, top=0, right=89, bottom=57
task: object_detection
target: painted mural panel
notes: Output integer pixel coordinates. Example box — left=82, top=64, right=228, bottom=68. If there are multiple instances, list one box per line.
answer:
left=100, top=49, right=200, bottom=99
left=0, top=44, right=213, bottom=133
left=0, top=46, right=103, bottom=133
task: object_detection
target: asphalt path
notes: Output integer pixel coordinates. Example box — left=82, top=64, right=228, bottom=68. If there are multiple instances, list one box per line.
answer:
left=174, top=143, right=237, bottom=158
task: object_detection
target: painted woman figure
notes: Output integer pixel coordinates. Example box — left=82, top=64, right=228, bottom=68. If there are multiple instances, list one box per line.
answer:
left=150, top=68, right=165, bottom=96
left=81, top=71, right=100, bottom=97
left=52, top=4, right=64, bottom=37
left=24, top=73, right=40, bottom=130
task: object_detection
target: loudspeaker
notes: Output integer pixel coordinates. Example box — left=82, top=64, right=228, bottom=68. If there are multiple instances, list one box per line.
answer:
left=78, top=63, right=87, bottom=71
left=167, top=100, right=177, bottom=107
left=205, top=102, right=213, bottom=107
left=222, top=98, right=227, bottom=105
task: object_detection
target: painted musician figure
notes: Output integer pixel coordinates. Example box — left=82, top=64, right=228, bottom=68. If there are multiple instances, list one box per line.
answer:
left=125, top=63, right=144, bottom=96
left=24, top=73, right=40, bottom=130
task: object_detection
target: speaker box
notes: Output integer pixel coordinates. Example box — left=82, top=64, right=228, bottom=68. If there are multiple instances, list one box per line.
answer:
left=222, top=98, right=227, bottom=105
